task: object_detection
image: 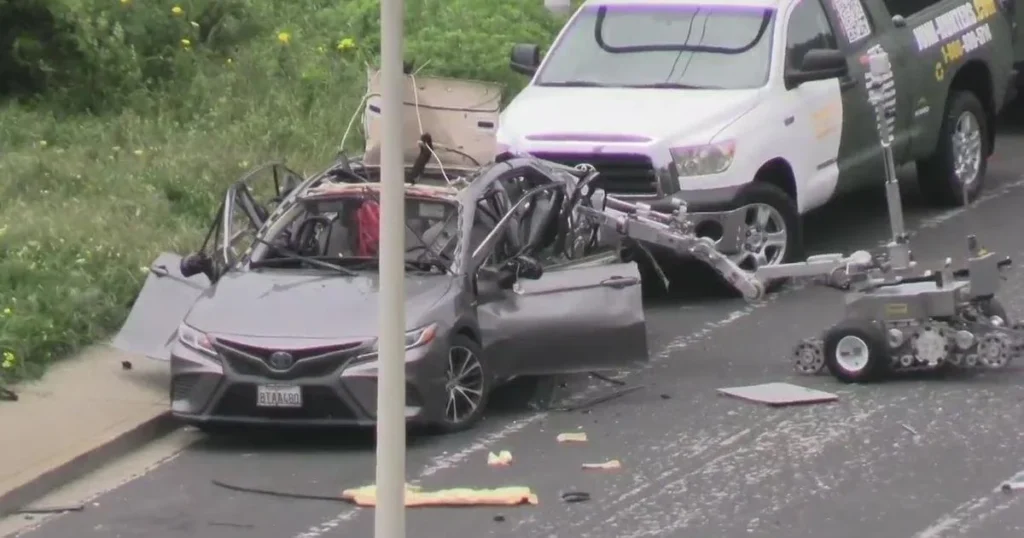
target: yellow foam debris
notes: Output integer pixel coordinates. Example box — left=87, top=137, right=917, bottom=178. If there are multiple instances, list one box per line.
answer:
left=556, top=432, right=588, bottom=443
left=487, top=450, right=513, bottom=467
left=341, top=485, right=538, bottom=507
left=582, top=459, right=622, bottom=471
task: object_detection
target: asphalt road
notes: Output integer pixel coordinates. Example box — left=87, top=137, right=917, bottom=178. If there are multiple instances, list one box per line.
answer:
left=12, top=116, right=1024, bottom=538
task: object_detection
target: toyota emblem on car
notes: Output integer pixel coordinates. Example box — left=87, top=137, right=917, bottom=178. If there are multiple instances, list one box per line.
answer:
left=268, top=351, right=294, bottom=370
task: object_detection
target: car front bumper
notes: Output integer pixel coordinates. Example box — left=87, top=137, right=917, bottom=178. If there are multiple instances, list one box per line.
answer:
left=169, top=337, right=449, bottom=428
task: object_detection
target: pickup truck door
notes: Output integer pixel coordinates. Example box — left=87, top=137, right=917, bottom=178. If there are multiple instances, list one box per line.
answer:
left=820, top=0, right=915, bottom=193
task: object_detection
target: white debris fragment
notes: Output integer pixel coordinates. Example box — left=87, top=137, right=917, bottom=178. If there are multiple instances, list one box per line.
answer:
left=556, top=432, right=588, bottom=443
left=487, top=450, right=513, bottom=467
left=717, top=382, right=838, bottom=407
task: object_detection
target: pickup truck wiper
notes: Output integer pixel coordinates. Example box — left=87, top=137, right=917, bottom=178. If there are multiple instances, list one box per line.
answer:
left=536, top=80, right=609, bottom=87
left=250, top=236, right=358, bottom=276
left=625, top=82, right=715, bottom=89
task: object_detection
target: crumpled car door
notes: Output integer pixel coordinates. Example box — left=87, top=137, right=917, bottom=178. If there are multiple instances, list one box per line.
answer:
left=507, top=257, right=648, bottom=375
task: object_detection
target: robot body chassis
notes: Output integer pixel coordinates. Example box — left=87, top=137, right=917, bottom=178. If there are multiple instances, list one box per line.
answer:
left=566, top=51, right=1024, bottom=382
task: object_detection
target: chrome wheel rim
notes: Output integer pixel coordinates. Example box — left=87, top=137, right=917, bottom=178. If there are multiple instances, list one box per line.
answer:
left=952, top=111, right=982, bottom=188
left=444, top=346, right=484, bottom=424
left=728, top=203, right=788, bottom=271
left=835, top=335, right=870, bottom=373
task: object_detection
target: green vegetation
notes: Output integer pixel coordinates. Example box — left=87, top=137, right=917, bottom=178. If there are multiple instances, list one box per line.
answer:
left=0, top=0, right=571, bottom=382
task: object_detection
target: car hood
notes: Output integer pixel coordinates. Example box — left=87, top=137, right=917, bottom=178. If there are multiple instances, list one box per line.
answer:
left=499, top=86, right=762, bottom=147
left=184, top=270, right=454, bottom=339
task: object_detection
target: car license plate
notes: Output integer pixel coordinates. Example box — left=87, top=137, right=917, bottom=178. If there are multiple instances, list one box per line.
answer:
left=256, top=384, right=302, bottom=408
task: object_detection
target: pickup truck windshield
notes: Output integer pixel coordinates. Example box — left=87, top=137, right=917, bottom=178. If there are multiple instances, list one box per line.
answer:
left=535, top=4, right=775, bottom=90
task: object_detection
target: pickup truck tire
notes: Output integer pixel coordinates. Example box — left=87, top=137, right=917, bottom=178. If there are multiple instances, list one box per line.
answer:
left=730, top=181, right=802, bottom=294
left=916, top=90, right=989, bottom=207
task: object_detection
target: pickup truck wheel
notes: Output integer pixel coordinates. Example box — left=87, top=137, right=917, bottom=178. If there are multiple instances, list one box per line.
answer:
left=726, top=182, right=802, bottom=293
left=916, top=90, right=989, bottom=206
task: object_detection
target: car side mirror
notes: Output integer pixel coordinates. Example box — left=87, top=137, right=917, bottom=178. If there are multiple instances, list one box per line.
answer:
left=784, top=48, right=849, bottom=89
left=180, top=252, right=218, bottom=282
left=510, top=43, right=541, bottom=76
left=504, top=254, right=544, bottom=281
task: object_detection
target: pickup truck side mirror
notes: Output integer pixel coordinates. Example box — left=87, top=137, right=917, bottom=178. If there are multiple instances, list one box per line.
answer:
left=510, top=43, right=542, bottom=76
left=784, top=48, right=849, bottom=89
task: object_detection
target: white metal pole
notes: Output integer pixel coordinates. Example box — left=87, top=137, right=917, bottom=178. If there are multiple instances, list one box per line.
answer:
left=375, top=0, right=407, bottom=534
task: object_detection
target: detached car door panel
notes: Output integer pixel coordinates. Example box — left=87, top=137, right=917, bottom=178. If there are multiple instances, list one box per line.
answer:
left=111, top=252, right=210, bottom=361
left=502, top=261, right=648, bottom=375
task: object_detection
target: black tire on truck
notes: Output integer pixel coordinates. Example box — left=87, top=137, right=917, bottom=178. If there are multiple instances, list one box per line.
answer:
left=916, top=90, right=991, bottom=206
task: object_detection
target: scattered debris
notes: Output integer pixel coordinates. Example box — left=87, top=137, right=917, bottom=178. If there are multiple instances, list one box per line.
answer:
left=582, top=460, right=622, bottom=471
left=121, top=360, right=133, bottom=370
left=487, top=450, right=513, bottom=467
left=717, top=382, right=838, bottom=407
left=1000, top=471, right=1024, bottom=493
left=14, top=504, right=85, bottom=514
left=556, top=432, right=588, bottom=443
left=560, top=491, right=591, bottom=503
left=342, top=485, right=538, bottom=507
left=555, top=385, right=645, bottom=412
left=589, top=372, right=627, bottom=386
left=212, top=479, right=344, bottom=502
left=660, top=393, right=672, bottom=400
left=0, top=386, right=17, bottom=402
left=900, top=424, right=919, bottom=436
left=208, top=521, right=255, bottom=529
left=493, top=514, right=506, bottom=522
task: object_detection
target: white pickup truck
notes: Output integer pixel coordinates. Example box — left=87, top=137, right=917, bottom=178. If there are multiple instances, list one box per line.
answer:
left=497, top=0, right=1016, bottom=283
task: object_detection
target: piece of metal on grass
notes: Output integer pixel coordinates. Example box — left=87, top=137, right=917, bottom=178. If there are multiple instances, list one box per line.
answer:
left=716, top=382, right=838, bottom=407
left=375, top=0, right=407, bottom=536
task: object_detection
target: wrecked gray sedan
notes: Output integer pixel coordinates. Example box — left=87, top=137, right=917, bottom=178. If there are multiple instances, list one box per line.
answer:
left=113, top=158, right=648, bottom=433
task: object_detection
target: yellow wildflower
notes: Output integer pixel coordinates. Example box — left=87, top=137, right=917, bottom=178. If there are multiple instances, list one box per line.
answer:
left=171, top=5, right=183, bottom=15
left=277, top=32, right=291, bottom=45
left=134, top=149, right=144, bottom=156
left=120, top=0, right=131, bottom=4
left=2, top=308, right=11, bottom=316
left=181, top=38, right=192, bottom=48
left=190, top=21, right=200, bottom=28
left=337, top=37, right=356, bottom=51
left=317, top=45, right=326, bottom=53
left=226, top=58, right=233, bottom=64
left=2, top=351, right=15, bottom=370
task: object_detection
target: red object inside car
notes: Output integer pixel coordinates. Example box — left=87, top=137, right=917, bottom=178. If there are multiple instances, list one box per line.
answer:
left=356, top=200, right=381, bottom=256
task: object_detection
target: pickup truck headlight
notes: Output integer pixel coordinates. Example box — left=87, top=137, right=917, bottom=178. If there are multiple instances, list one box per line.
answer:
left=358, top=323, right=438, bottom=360
left=177, top=323, right=217, bottom=355
left=670, top=140, right=736, bottom=177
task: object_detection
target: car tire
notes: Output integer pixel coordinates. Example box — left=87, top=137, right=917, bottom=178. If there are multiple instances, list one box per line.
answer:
left=726, top=181, right=803, bottom=294
left=430, top=334, right=491, bottom=434
left=823, top=318, right=889, bottom=383
left=916, top=90, right=990, bottom=207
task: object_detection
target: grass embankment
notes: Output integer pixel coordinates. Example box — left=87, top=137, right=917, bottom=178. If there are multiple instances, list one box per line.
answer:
left=0, top=0, right=570, bottom=382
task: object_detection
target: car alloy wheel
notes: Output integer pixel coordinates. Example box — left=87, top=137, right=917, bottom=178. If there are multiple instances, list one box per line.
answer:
left=952, top=110, right=982, bottom=188
left=444, top=345, right=485, bottom=425
left=728, top=202, right=788, bottom=271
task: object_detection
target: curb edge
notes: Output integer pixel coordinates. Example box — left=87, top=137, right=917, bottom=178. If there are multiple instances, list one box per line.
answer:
left=0, top=411, right=179, bottom=517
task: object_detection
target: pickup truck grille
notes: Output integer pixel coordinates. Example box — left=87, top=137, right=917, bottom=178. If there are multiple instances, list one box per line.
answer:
left=531, top=153, right=659, bottom=196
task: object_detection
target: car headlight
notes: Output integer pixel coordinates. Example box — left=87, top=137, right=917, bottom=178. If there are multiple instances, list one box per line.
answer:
left=358, top=323, right=438, bottom=360
left=177, top=323, right=217, bottom=355
left=670, top=140, right=736, bottom=177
